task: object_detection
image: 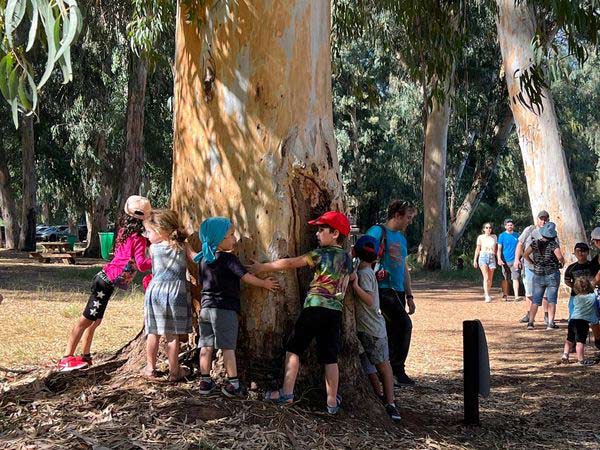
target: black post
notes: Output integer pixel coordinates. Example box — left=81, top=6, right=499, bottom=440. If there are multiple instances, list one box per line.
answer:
left=463, top=320, right=480, bottom=425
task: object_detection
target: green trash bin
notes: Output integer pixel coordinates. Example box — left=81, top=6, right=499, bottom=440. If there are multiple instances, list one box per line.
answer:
left=66, top=234, right=77, bottom=250
left=99, top=232, right=115, bottom=260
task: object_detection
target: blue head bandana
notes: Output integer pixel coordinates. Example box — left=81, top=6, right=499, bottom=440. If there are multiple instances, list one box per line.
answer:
left=193, top=217, right=232, bottom=264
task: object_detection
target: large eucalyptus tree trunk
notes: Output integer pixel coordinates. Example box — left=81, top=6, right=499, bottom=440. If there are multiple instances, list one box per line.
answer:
left=417, top=76, right=453, bottom=271
left=447, top=106, right=514, bottom=254
left=118, top=51, right=148, bottom=213
left=0, top=147, right=20, bottom=249
left=496, top=0, right=585, bottom=259
left=19, top=115, right=36, bottom=252
left=171, top=0, right=363, bottom=393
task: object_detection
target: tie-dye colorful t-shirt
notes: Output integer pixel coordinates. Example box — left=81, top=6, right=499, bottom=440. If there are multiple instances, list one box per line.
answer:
left=303, top=246, right=353, bottom=311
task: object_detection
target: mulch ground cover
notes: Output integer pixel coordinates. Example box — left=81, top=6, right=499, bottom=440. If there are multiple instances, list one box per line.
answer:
left=1, top=251, right=599, bottom=449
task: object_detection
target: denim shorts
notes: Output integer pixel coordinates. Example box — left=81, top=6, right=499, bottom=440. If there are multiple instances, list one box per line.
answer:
left=478, top=253, right=496, bottom=269
left=532, top=271, right=560, bottom=305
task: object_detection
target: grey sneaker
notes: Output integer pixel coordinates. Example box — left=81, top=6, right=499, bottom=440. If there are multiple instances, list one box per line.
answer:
left=527, top=322, right=534, bottom=330
left=519, top=314, right=530, bottom=323
left=546, top=321, right=559, bottom=330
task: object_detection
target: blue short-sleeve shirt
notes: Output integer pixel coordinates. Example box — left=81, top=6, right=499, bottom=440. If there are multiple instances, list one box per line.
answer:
left=365, top=225, right=407, bottom=292
left=498, top=231, right=519, bottom=263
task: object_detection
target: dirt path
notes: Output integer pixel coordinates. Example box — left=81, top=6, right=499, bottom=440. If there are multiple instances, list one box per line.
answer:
left=1, top=265, right=599, bottom=449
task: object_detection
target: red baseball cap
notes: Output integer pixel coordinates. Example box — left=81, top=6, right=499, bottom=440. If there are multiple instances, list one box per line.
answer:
left=308, top=211, right=350, bottom=236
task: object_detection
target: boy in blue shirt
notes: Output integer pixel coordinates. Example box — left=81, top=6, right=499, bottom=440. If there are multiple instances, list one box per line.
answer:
left=365, top=200, right=417, bottom=385
left=497, top=218, right=520, bottom=301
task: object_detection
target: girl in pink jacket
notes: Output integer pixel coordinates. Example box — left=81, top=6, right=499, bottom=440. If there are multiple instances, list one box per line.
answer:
left=57, top=196, right=152, bottom=372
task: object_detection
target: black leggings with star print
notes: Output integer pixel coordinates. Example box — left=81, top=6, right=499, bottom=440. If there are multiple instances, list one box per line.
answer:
left=82, top=272, right=115, bottom=321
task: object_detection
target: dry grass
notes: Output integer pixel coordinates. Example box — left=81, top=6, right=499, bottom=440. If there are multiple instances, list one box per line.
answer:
left=0, top=249, right=144, bottom=367
left=1, top=249, right=599, bottom=449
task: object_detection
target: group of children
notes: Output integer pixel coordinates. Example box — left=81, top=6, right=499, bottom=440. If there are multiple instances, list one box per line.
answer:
left=57, top=197, right=402, bottom=420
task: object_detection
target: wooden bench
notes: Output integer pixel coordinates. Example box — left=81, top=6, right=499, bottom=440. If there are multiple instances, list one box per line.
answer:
left=29, top=252, right=76, bottom=264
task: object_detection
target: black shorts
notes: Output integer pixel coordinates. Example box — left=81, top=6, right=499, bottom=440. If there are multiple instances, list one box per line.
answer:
left=567, top=319, right=589, bottom=344
left=82, top=272, right=115, bottom=321
left=286, top=306, right=342, bottom=364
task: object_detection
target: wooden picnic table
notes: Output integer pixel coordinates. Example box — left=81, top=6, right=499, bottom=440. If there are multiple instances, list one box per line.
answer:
left=29, top=241, right=82, bottom=264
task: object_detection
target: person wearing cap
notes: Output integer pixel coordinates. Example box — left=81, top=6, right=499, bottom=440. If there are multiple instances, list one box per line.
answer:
left=564, top=242, right=600, bottom=342
left=523, top=222, right=565, bottom=330
left=514, top=210, right=557, bottom=324
left=351, top=235, right=401, bottom=421
left=365, top=200, right=417, bottom=385
left=251, top=211, right=353, bottom=414
left=496, top=218, right=521, bottom=301
left=56, top=195, right=153, bottom=372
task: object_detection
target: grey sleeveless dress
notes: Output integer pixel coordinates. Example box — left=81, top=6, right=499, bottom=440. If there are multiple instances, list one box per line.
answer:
left=144, top=243, right=192, bottom=335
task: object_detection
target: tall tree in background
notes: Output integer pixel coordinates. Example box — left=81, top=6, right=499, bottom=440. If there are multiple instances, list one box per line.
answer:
left=495, top=0, right=598, bottom=259
left=118, top=0, right=174, bottom=212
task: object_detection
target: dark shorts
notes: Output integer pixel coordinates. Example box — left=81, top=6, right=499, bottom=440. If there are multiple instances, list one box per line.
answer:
left=286, top=306, right=342, bottom=364
left=83, top=272, right=115, bottom=321
left=501, top=262, right=520, bottom=281
left=567, top=319, right=589, bottom=344
left=198, top=307, right=239, bottom=349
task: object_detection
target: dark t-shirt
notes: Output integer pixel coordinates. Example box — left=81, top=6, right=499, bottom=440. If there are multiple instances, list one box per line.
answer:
left=199, top=252, right=248, bottom=312
left=565, top=260, right=600, bottom=296
left=530, top=238, right=560, bottom=275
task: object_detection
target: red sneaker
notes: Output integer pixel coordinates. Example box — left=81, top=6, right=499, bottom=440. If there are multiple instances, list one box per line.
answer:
left=57, top=356, right=89, bottom=372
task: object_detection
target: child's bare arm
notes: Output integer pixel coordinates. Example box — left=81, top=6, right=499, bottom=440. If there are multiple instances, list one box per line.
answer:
left=241, top=273, right=280, bottom=292
left=248, top=256, right=308, bottom=274
left=352, top=278, right=374, bottom=307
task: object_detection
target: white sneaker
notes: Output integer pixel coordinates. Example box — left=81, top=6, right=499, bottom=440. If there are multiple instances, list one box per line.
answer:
left=484, top=295, right=492, bottom=303
left=514, top=296, right=521, bottom=302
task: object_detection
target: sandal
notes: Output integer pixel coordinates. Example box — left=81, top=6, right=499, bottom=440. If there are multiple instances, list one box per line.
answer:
left=264, top=388, right=294, bottom=405
left=578, top=359, right=597, bottom=366
left=168, top=365, right=191, bottom=382
left=326, top=394, right=342, bottom=414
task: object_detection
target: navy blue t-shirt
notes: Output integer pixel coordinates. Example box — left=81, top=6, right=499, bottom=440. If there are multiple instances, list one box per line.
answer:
left=199, top=252, right=248, bottom=313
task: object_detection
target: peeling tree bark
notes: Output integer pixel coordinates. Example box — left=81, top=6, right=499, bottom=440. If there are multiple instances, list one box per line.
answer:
left=118, top=51, right=148, bottom=213
left=418, top=75, right=453, bottom=271
left=171, top=0, right=364, bottom=394
left=496, top=0, right=586, bottom=260
left=447, top=106, right=515, bottom=254
left=0, top=147, right=20, bottom=249
left=19, top=115, right=36, bottom=252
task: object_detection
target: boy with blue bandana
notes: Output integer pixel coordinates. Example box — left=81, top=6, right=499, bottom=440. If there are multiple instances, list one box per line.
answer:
left=194, top=217, right=279, bottom=397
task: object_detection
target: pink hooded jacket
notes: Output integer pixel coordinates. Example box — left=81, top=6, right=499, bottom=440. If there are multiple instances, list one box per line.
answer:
left=102, top=231, right=151, bottom=290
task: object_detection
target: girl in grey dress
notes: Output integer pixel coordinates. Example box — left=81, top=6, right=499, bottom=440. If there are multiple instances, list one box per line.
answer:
left=141, top=209, right=195, bottom=382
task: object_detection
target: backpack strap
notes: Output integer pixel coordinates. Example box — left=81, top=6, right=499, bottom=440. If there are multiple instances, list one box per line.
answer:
left=376, top=224, right=388, bottom=257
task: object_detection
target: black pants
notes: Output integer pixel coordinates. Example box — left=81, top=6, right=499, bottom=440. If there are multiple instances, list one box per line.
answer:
left=379, top=288, right=412, bottom=376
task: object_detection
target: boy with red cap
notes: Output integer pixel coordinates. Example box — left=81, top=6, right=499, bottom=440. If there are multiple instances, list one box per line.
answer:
left=250, top=211, right=353, bottom=414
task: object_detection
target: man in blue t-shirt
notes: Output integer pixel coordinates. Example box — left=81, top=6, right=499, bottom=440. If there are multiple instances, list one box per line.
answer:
left=496, top=218, right=520, bottom=301
left=366, top=200, right=417, bottom=385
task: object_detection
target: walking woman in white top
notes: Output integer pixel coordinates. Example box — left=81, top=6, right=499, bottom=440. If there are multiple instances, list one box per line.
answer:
left=473, top=222, right=498, bottom=302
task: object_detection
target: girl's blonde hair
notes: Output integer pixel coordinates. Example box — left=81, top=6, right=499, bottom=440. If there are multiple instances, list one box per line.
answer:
left=573, top=276, right=594, bottom=296
left=146, top=209, right=188, bottom=250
